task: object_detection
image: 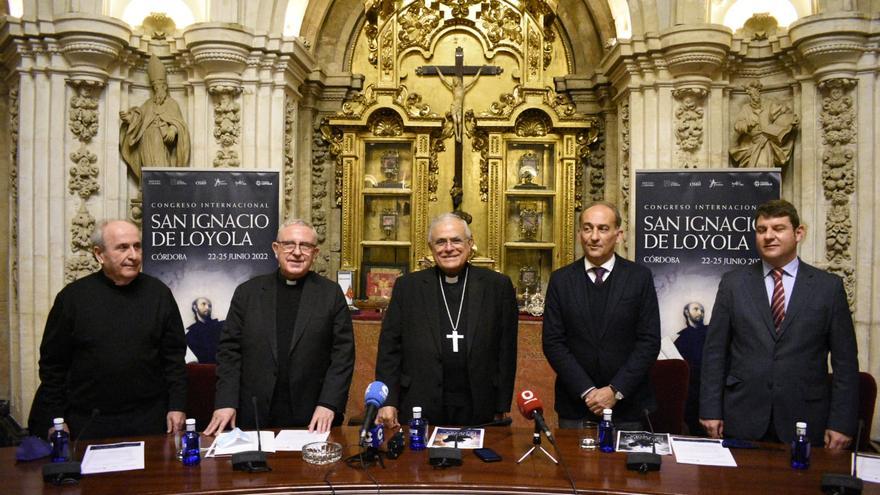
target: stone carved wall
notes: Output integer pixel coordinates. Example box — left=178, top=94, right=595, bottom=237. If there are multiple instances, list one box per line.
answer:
left=8, top=85, right=19, bottom=303
left=618, top=100, right=630, bottom=249
left=819, top=78, right=857, bottom=309
left=673, top=87, right=706, bottom=168
left=284, top=100, right=295, bottom=217
left=578, top=121, right=604, bottom=209
left=210, top=85, right=242, bottom=168
left=64, top=80, right=102, bottom=283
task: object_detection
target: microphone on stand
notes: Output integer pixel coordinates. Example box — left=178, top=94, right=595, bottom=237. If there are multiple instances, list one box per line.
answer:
left=626, top=409, right=661, bottom=473
left=359, top=381, right=389, bottom=447
left=42, top=408, right=99, bottom=485
left=516, top=390, right=554, bottom=444
left=821, top=420, right=864, bottom=495
left=428, top=416, right=512, bottom=468
left=232, top=396, right=271, bottom=472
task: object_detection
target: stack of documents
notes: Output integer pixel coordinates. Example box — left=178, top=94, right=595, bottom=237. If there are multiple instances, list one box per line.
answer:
left=205, top=428, right=329, bottom=457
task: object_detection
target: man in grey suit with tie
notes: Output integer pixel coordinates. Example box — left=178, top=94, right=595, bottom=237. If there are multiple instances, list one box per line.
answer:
left=543, top=201, right=661, bottom=429
left=700, top=199, right=858, bottom=449
left=204, top=219, right=355, bottom=435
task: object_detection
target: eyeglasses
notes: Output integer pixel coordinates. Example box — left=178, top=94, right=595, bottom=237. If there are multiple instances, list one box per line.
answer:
left=431, top=237, right=468, bottom=248
left=277, top=241, right=317, bottom=254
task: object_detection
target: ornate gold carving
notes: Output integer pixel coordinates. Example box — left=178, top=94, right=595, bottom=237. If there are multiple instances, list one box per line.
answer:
left=527, top=25, right=541, bottom=81
left=544, top=87, right=576, bottom=117
left=381, top=27, right=395, bottom=74
left=483, top=85, right=524, bottom=117
left=481, top=0, right=523, bottom=45
left=515, top=109, right=551, bottom=137
left=341, top=84, right=377, bottom=117
left=394, top=84, right=437, bottom=117
left=542, top=26, right=555, bottom=69
left=364, top=0, right=395, bottom=65
left=429, top=114, right=456, bottom=201
left=730, top=81, right=798, bottom=168
left=673, top=87, right=707, bottom=168
left=309, top=116, right=331, bottom=276
left=398, top=3, right=441, bottom=50
left=317, top=118, right=344, bottom=207
left=369, top=109, right=404, bottom=136
left=210, top=85, right=242, bottom=167
left=464, top=110, right=490, bottom=202
left=441, top=0, right=481, bottom=19
left=819, top=78, right=857, bottom=309
left=577, top=123, right=603, bottom=209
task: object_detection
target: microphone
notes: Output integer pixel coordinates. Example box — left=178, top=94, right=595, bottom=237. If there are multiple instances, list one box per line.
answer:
left=626, top=409, right=662, bottom=473
left=232, top=396, right=271, bottom=472
left=516, top=390, right=554, bottom=443
left=42, top=408, right=99, bottom=485
left=821, top=420, right=864, bottom=495
left=428, top=416, right=512, bottom=468
left=359, top=381, right=388, bottom=447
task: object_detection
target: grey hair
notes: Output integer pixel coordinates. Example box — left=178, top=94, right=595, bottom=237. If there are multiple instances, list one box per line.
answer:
left=91, top=219, right=140, bottom=249
left=427, top=213, right=472, bottom=243
left=276, top=218, right=318, bottom=242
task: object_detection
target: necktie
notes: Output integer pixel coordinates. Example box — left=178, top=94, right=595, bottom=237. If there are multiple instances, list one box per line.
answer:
left=771, top=268, right=785, bottom=331
left=592, top=267, right=607, bottom=287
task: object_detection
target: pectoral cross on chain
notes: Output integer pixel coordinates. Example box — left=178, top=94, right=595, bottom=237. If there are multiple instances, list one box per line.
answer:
left=416, top=47, right=503, bottom=221
left=446, top=329, right=464, bottom=353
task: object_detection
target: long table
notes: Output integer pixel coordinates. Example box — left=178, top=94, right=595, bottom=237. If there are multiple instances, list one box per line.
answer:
left=4, top=426, right=874, bottom=494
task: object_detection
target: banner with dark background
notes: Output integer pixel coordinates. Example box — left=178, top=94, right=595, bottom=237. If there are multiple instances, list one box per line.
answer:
left=634, top=169, right=780, bottom=342
left=142, top=169, right=279, bottom=362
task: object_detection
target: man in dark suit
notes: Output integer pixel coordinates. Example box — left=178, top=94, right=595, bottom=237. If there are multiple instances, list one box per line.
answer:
left=375, top=213, right=518, bottom=427
left=204, top=220, right=354, bottom=434
left=543, top=201, right=660, bottom=429
left=700, top=199, right=858, bottom=448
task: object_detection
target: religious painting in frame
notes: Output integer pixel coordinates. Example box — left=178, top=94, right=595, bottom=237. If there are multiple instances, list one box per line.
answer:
left=361, top=263, right=408, bottom=301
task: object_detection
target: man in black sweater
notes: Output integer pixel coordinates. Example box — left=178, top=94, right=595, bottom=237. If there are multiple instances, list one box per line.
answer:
left=28, top=220, right=187, bottom=440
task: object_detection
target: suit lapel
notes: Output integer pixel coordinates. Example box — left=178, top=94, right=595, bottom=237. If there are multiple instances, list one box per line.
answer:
left=421, top=269, right=443, bottom=356
left=599, top=255, right=629, bottom=340
left=289, top=274, right=313, bottom=354
left=745, top=263, right=778, bottom=342
left=464, top=266, right=484, bottom=357
left=260, top=276, right=279, bottom=365
left=777, top=261, right=813, bottom=339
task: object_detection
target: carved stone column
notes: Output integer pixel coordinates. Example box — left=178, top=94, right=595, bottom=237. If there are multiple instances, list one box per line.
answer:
left=818, top=78, right=857, bottom=309
left=209, top=85, right=242, bottom=167
left=672, top=88, right=707, bottom=168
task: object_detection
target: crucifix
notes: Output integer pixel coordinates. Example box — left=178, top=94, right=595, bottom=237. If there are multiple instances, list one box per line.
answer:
left=417, top=47, right=503, bottom=220
left=446, top=329, right=464, bottom=353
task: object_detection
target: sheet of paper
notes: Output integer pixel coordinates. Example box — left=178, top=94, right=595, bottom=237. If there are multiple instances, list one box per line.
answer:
left=274, top=430, right=330, bottom=451
left=427, top=427, right=484, bottom=449
left=854, top=452, right=880, bottom=484
left=671, top=437, right=737, bottom=467
left=81, top=441, right=145, bottom=474
left=205, top=429, right=276, bottom=457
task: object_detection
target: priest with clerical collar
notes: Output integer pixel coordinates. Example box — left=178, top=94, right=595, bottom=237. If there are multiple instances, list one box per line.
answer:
left=375, top=213, right=519, bottom=427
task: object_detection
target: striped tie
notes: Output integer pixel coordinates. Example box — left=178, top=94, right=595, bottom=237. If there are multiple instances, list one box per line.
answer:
left=771, top=268, right=785, bottom=332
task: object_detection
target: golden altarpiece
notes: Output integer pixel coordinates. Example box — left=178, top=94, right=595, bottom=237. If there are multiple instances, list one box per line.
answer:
left=325, top=0, right=596, bottom=301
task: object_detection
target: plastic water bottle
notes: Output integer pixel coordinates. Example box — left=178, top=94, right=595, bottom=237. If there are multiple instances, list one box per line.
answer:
left=182, top=418, right=200, bottom=466
left=50, top=417, right=70, bottom=462
left=790, top=421, right=810, bottom=469
left=409, top=406, right=427, bottom=451
left=598, top=408, right=615, bottom=453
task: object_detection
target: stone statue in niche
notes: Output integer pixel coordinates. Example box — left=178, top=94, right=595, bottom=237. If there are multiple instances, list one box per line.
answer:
left=119, top=54, right=191, bottom=181
left=730, top=81, right=798, bottom=168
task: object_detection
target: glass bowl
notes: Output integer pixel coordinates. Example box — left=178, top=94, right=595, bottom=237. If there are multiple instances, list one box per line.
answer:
left=302, top=441, right=343, bottom=465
